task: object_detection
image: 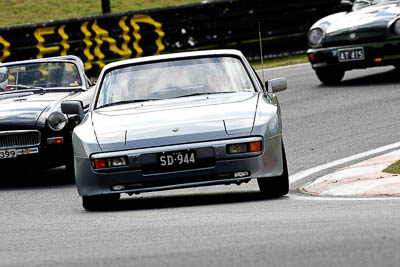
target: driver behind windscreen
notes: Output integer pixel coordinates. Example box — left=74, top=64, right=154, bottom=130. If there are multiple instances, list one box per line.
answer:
left=0, top=67, right=8, bottom=91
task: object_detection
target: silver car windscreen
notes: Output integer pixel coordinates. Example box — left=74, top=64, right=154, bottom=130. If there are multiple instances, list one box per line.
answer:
left=96, top=57, right=256, bottom=108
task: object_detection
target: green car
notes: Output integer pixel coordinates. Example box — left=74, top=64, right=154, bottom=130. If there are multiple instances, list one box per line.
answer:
left=307, top=0, right=400, bottom=84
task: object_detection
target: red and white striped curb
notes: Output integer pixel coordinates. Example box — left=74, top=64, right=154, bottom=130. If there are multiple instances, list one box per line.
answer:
left=301, top=149, right=400, bottom=196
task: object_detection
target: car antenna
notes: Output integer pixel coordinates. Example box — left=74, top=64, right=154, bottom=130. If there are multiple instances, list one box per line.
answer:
left=258, top=21, right=265, bottom=89
left=258, top=22, right=266, bottom=85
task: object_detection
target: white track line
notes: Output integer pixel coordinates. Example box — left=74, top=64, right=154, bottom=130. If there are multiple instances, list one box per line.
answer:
left=289, top=194, right=400, bottom=201
left=256, top=63, right=309, bottom=75
left=290, top=141, right=400, bottom=185
left=262, top=63, right=309, bottom=71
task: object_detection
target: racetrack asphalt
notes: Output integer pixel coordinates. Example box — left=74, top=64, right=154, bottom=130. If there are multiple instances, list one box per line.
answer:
left=2, top=63, right=400, bottom=267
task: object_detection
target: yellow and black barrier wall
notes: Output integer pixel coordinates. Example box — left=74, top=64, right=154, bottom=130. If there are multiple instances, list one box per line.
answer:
left=0, top=0, right=345, bottom=76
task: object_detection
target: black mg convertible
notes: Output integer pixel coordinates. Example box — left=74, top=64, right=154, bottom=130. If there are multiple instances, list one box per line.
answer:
left=307, top=0, right=400, bottom=84
left=0, top=56, right=93, bottom=176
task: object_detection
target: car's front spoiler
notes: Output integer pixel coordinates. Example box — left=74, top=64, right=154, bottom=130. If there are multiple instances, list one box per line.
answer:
left=75, top=135, right=284, bottom=197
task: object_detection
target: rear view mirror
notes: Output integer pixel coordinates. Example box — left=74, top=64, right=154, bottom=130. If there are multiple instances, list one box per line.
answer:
left=265, top=77, right=287, bottom=94
left=61, top=100, right=84, bottom=121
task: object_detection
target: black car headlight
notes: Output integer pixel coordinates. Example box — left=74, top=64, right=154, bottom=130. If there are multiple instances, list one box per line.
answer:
left=47, top=111, right=68, bottom=131
left=392, top=18, right=400, bottom=35
left=308, top=28, right=324, bottom=47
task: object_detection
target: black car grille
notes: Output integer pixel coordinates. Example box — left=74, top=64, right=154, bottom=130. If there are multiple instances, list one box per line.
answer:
left=0, top=130, right=41, bottom=149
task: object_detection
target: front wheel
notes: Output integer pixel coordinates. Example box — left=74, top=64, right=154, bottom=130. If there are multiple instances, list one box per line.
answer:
left=65, top=158, right=75, bottom=183
left=82, top=194, right=120, bottom=211
left=257, top=144, right=289, bottom=198
left=315, top=68, right=345, bottom=85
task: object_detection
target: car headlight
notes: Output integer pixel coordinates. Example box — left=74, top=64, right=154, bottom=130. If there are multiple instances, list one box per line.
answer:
left=392, top=18, right=400, bottom=35
left=226, top=141, right=262, bottom=154
left=47, top=111, right=68, bottom=131
left=308, top=28, right=324, bottom=47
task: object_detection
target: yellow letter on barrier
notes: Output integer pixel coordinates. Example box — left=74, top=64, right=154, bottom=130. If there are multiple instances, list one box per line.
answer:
left=130, top=14, right=165, bottom=58
left=58, top=25, right=70, bottom=56
left=91, top=16, right=132, bottom=62
left=91, top=20, right=106, bottom=69
left=34, top=26, right=60, bottom=59
left=0, top=35, right=10, bottom=62
left=81, top=21, right=94, bottom=71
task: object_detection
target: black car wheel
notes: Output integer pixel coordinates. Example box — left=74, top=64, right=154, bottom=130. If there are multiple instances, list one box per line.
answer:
left=257, top=143, right=289, bottom=198
left=82, top=194, right=121, bottom=211
left=65, top=158, right=75, bottom=182
left=315, top=68, right=345, bottom=85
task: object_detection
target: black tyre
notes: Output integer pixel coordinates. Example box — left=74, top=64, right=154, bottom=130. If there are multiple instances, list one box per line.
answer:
left=82, top=194, right=120, bottom=211
left=65, top=158, right=75, bottom=183
left=64, top=143, right=75, bottom=183
left=257, top=143, right=289, bottom=198
left=315, top=68, right=345, bottom=85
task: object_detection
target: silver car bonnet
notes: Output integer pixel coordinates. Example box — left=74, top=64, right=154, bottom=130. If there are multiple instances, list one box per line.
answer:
left=92, top=93, right=259, bottom=150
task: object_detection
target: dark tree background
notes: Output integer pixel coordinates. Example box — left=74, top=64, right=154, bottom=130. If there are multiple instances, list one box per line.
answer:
left=102, top=0, right=111, bottom=14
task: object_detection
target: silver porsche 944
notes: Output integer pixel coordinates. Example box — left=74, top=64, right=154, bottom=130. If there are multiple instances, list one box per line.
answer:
left=62, top=49, right=289, bottom=210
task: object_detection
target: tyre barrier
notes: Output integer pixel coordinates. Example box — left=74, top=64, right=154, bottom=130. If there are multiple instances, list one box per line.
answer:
left=0, top=0, right=345, bottom=76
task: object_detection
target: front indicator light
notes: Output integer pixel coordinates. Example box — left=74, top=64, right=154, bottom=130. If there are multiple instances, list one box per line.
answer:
left=374, top=58, right=383, bottom=63
left=249, top=141, right=262, bottom=152
left=47, top=137, right=63, bottom=144
left=93, top=159, right=107, bottom=169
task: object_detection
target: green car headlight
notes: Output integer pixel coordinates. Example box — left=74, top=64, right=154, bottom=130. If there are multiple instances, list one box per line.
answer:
left=47, top=111, right=68, bottom=131
left=392, top=19, right=400, bottom=35
left=308, top=28, right=324, bottom=47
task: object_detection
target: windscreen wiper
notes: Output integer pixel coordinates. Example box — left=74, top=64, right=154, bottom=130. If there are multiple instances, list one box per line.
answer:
left=97, top=99, right=161, bottom=109
left=172, top=91, right=235, bottom=98
left=5, top=84, right=46, bottom=94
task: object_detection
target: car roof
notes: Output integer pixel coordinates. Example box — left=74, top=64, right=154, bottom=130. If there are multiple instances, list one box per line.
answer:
left=102, top=49, right=247, bottom=72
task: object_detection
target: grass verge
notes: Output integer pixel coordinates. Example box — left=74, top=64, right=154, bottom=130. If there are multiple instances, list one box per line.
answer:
left=383, top=160, right=400, bottom=174
left=0, top=0, right=204, bottom=27
left=251, top=54, right=308, bottom=69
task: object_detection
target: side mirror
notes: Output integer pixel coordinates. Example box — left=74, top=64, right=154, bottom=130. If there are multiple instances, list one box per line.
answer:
left=265, top=77, right=287, bottom=94
left=61, top=100, right=85, bottom=121
left=341, top=0, right=353, bottom=7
